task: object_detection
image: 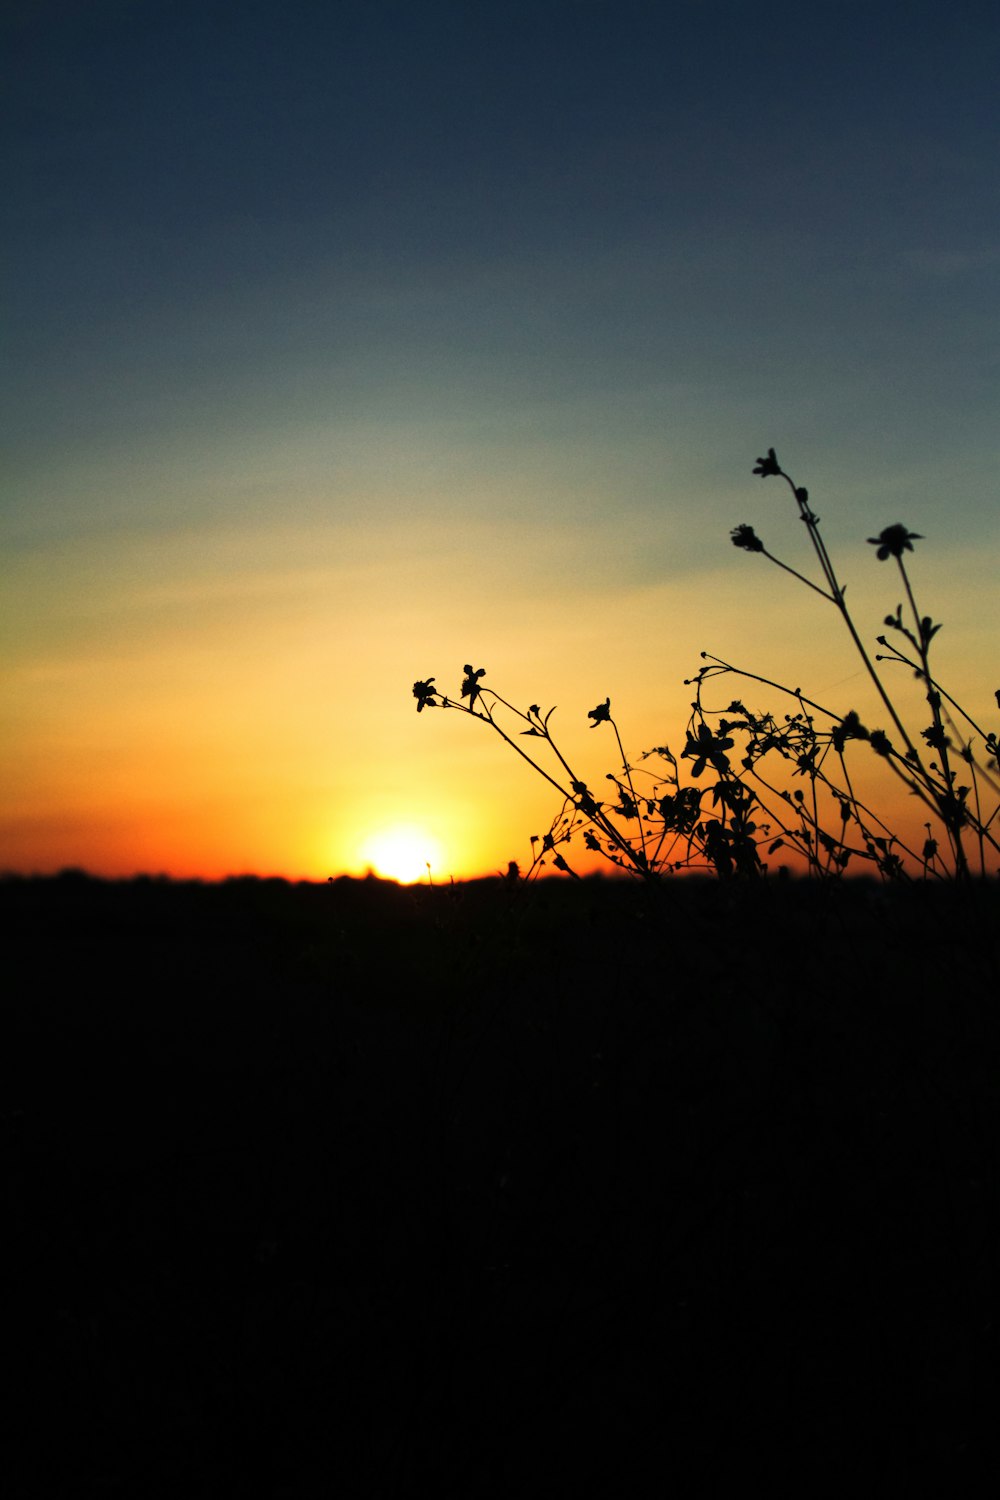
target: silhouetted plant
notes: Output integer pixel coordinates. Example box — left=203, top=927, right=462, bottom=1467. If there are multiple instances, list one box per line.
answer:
left=410, top=666, right=657, bottom=880
left=412, top=453, right=999, bottom=880
left=716, top=449, right=999, bottom=877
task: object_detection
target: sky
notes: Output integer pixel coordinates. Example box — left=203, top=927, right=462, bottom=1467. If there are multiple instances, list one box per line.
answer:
left=2, top=0, right=998, bottom=882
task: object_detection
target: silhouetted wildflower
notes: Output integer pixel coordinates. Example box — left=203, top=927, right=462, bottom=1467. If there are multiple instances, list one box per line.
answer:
left=413, top=678, right=437, bottom=712
left=572, top=780, right=600, bottom=816
left=682, top=721, right=734, bottom=776
left=831, top=710, right=869, bottom=753
left=753, top=448, right=781, bottom=478
left=921, top=722, right=951, bottom=750
left=711, top=779, right=754, bottom=811
left=867, top=524, right=923, bottom=560
left=461, top=664, right=486, bottom=707
left=617, top=790, right=639, bottom=819
left=658, top=787, right=701, bottom=832
left=588, top=697, right=612, bottom=728
left=731, top=524, right=765, bottom=552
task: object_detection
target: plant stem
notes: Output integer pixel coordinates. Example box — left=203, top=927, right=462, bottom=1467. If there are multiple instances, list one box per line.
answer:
left=896, top=557, right=970, bottom=877
left=611, top=717, right=648, bottom=865
left=474, top=695, right=651, bottom=876
left=699, top=653, right=946, bottom=823
left=775, top=468, right=924, bottom=770
left=761, top=548, right=836, bottom=601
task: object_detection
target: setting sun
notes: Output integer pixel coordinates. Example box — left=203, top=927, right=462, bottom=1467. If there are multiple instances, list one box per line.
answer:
left=358, top=826, right=445, bottom=884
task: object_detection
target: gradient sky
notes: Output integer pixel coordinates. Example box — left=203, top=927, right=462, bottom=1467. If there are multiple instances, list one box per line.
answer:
left=3, top=0, right=998, bottom=881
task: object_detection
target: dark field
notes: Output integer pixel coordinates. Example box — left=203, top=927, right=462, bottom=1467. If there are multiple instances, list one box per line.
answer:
left=6, top=872, right=1000, bottom=1495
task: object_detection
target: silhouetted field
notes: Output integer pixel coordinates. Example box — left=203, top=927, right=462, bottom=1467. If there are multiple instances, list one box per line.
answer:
left=7, top=872, right=1000, bottom=1495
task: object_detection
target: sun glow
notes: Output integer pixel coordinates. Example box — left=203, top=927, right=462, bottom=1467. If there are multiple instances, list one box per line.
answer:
left=358, top=826, right=445, bottom=884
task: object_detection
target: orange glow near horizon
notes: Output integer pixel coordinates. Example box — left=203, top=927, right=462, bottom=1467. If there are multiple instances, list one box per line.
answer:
left=2, top=502, right=996, bottom=885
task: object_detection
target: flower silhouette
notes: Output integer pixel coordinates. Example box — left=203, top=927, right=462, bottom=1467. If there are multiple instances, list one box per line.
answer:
left=752, top=448, right=781, bottom=478
left=682, top=722, right=735, bottom=776
left=867, top=524, right=923, bottom=561
left=831, top=710, right=869, bottom=753
left=588, top=697, right=611, bottom=728
left=572, top=780, right=600, bottom=816
left=413, top=678, right=437, bottom=712
left=461, top=664, right=486, bottom=707
left=731, top=523, right=765, bottom=552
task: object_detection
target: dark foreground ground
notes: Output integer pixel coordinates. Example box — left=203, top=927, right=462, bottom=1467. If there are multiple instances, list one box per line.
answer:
left=6, top=872, right=1000, bottom=1495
